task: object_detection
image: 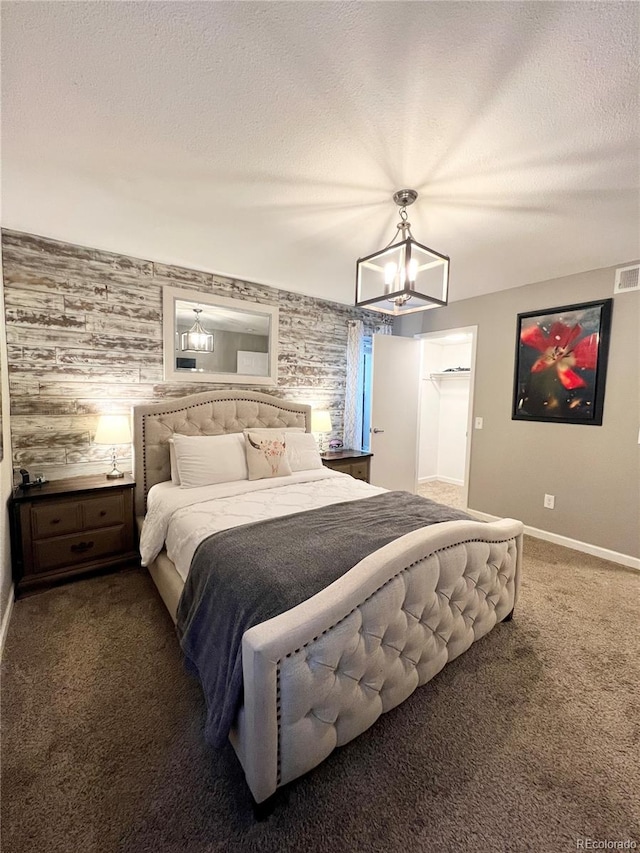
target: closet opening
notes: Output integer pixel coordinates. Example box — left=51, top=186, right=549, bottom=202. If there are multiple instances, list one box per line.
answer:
left=416, top=326, right=477, bottom=510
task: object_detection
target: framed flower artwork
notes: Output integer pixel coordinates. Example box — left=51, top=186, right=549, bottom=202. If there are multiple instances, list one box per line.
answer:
left=512, top=298, right=613, bottom=425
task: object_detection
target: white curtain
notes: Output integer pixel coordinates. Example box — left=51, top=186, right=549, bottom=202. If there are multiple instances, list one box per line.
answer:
left=344, top=320, right=364, bottom=451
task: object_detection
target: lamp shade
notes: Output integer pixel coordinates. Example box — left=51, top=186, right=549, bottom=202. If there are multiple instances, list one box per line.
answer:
left=94, top=414, right=132, bottom=445
left=311, top=410, right=332, bottom=433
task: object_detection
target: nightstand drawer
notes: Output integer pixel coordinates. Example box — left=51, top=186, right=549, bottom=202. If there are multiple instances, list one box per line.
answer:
left=32, top=502, right=82, bottom=539
left=82, top=493, right=125, bottom=529
left=33, top=526, right=127, bottom=573
left=326, top=460, right=352, bottom=474
left=351, top=462, right=369, bottom=480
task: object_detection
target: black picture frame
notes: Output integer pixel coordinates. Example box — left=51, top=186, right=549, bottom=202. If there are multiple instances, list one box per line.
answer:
left=512, top=298, right=613, bottom=425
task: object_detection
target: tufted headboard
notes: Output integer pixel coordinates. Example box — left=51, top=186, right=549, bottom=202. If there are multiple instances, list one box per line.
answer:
left=132, top=390, right=312, bottom=517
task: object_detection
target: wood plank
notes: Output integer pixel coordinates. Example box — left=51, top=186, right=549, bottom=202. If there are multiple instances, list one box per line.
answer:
left=11, top=430, right=90, bottom=450
left=139, top=366, right=164, bottom=383
left=5, top=326, right=95, bottom=348
left=4, top=308, right=86, bottom=329
left=4, top=271, right=108, bottom=299
left=9, top=365, right=141, bottom=384
left=75, top=396, right=157, bottom=414
left=4, top=290, right=66, bottom=312
left=86, top=310, right=162, bottom=343
left=9, top=379, right=40, bottom=396
left=8, top=350, right=57, bottom=366
left=66, top=297, right=161, bottom=322
left=55, top=349, right=160, bottom=367
left=36, top=381, right=156, bottom=398
left=12, top=448, right=68, bottom=466
left=10, top=399, right=79, bottom=415
left=152, top=264, right=214, bottom=286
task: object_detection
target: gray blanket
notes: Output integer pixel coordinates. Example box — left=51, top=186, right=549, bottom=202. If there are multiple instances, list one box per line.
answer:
left=176, top=491, right=472, bottom=747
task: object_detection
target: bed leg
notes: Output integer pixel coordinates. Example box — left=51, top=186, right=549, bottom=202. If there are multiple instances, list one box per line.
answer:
left=502, top=608, right=514, bottom=622
left=252, top=793, right=280, bottom=821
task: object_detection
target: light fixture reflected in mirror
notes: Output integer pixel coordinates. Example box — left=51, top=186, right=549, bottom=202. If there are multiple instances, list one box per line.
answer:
left=355, top=189, right=450, bottom=316
left=181, top=308, right=214, bottom=353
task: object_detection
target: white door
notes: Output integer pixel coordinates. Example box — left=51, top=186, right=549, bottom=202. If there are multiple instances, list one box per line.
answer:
left=370, top=334, right=421, bottom=491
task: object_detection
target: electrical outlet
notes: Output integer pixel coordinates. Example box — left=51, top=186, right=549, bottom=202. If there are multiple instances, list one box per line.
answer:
left=474, top=417, right=483, bottom=429
left=544, top=494, right=555, bottom=509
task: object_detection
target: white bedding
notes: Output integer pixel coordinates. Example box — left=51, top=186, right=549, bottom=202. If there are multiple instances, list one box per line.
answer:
left=139, top=469, right=387, bottom=581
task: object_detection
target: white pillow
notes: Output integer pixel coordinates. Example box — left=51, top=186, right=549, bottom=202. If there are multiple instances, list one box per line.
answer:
left=285, top=432, right=324, bottom=472
left=168, top=440, right=181, bottom=485
left=244, top=430, right=292, bottom=481
left=172, top=433, right=248, bottom=488
left=168, top=427, right=301, bottom=485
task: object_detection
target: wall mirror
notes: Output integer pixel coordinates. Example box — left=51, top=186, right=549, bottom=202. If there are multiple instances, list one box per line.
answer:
left=163, top=286, right=279, bottom=385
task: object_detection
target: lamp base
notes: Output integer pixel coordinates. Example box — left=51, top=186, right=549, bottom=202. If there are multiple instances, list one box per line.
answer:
left=106, top=447, right=125, bottom=479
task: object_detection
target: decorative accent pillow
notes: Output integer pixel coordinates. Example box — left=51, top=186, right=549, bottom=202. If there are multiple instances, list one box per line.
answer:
left=285, top=432, right=324, bottom=472
left=172, top=433, right=248, bottom=488
left=244, top=430, right=292, bottom=480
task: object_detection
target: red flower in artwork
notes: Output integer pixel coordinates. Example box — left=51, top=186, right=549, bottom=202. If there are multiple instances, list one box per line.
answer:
left=520, top=321, right=599, bottom=390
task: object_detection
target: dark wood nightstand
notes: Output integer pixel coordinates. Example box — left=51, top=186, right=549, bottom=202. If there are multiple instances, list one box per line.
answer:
left=9, top=474, right=138, bottom=596
left=320, top=450, right=373, bottom=483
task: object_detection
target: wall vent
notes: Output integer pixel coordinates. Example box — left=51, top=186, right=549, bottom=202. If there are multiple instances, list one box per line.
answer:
left=614, top=264, right=640, bottom=294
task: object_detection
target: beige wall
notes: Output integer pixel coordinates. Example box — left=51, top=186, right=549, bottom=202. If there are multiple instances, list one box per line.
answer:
left=399, top=264, right=640, bottom=559
left=0, top=246, right=14, bottom=639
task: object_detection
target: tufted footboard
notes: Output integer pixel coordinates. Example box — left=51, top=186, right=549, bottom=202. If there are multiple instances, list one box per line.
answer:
left=230, top=517, right=523, bottom=803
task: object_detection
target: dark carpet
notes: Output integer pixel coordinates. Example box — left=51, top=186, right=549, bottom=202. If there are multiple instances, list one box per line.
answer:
left=1, top=537, right=639, bottom=853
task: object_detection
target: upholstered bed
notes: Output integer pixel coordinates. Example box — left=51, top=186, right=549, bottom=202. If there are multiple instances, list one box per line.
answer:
left=133, top=389, right=524, bottom=805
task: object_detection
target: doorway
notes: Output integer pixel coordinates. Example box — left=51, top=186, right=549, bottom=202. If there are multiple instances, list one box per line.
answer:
left=416, top=326, right=477, bottom=509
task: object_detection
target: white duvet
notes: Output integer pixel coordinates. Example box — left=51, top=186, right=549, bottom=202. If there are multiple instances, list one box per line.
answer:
left=139, top=469, right=387, bottom=581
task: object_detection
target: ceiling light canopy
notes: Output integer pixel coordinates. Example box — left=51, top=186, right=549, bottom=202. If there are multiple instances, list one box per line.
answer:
left=181, top=308, right=214, bottom=353
left=355, top=190, right=449, bottom=315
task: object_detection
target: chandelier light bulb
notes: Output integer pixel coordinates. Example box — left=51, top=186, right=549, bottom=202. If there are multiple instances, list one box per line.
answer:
left=384, top=262, right=397, bottom=290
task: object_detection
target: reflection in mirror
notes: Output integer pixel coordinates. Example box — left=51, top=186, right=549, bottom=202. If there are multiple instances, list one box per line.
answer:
left=163, top=287, right=279, bottom=385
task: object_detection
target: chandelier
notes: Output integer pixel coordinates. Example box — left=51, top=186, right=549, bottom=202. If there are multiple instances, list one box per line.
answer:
left=181, top=308, right=214, bottom=353
left=355, top=189, right=449, bottom=315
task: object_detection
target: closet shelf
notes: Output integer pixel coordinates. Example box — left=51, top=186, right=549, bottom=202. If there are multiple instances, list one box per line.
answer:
left=428, top=371, right=471, bottom=380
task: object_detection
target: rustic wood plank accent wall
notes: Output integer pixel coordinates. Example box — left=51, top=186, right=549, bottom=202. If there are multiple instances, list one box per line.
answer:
left=1, top=230, right=391, bottom=481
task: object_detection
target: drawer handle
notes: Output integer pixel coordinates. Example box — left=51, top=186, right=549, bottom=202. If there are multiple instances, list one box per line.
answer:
left=99, top=510, right=107, bottom=517
left=50, top=518, right=61, bottom=525
left=70, top=541, right=94, bottom=554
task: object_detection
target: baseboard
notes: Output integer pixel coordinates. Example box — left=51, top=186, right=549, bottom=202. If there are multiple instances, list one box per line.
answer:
left=467, top=509, right=640, bottom=572
left=418, top=476, right=438, bottom=483
left=0, top=585, right=15, bottom=660
left=418, top=476, right=464, bottom=486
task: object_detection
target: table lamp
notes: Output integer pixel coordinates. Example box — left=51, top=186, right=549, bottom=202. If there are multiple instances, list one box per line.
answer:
left=311, top=410, right=332, bottom=452
left=94, top=414, right=132, bottom=479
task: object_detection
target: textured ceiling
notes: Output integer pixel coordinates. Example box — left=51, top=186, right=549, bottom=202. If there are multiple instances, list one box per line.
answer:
left=2, top=1, right=639, bottom=305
